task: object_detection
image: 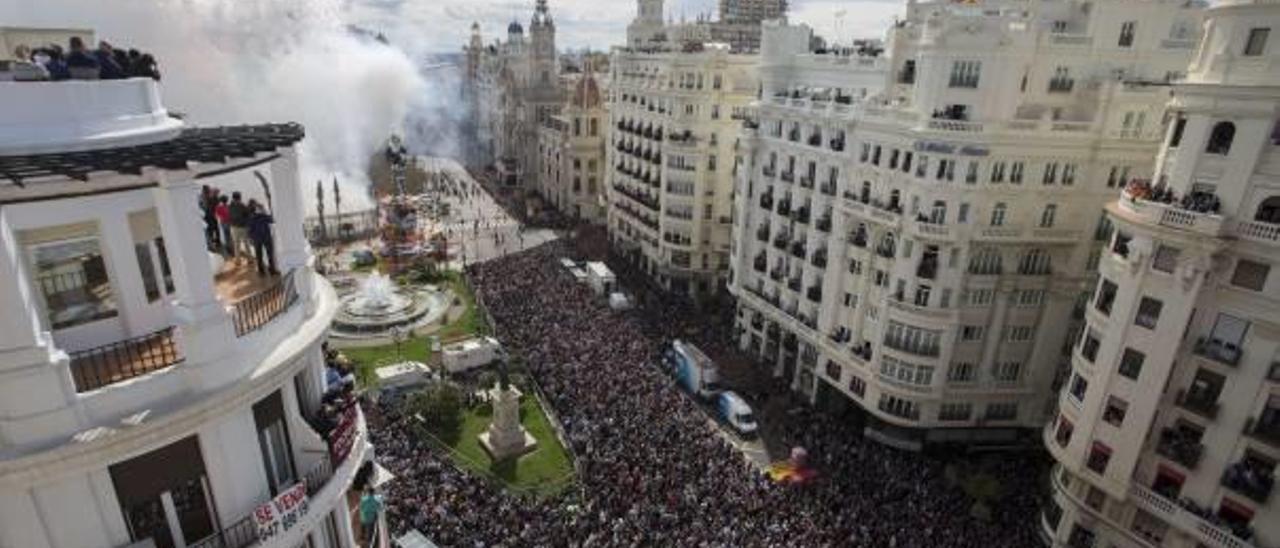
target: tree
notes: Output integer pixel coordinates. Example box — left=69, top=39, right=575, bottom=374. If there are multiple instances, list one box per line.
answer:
left=405, top=382, right=465, bottom=444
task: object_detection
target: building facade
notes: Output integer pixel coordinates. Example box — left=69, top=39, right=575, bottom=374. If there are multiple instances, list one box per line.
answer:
left=607, top=9, right=763, bottom=298
left=1044, top=1, right=1280, bottom=546
left=464, top=0, right=563, bottom=188
left=537, top=71, right=609, bottom=224
left=0, top=76, right=369, bottom=547
left=728, top=0, right=1205, bottom=450
left=624, top=0, right=786, bottom=54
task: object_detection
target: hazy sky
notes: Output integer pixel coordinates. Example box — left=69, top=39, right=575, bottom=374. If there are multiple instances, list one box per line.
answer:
left=352, top=0, right=905, bottom=53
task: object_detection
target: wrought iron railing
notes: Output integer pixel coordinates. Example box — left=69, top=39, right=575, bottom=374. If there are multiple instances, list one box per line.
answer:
left=68, top=327, right=183, bottom=392
left=232, top=270, right=299, bottom=337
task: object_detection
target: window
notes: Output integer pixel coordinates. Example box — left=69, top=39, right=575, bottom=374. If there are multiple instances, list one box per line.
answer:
left=914, top=285, right=931, bottom=307
left=253, top=391, right=297, bottom=495
left=990, top=203, right=1007, bottom=226
left=1005, top=326, right=1035, bottom=342
left=1118, top=348, right=1145, bottom=380
left=1069, top=524, right=1097, bottom=548
left=939, top=403, right=973, bottom=421
left=1070, top=374, right=1089, bottom=401
left=1231, top=260, right=1270, bottom=291
left=1041, top=204, right=1058, bottom=228
left=994, top=361, right=1022, bottom=382
left=878, top=394, right=920, bottom=420
left=1019, top=248, right=1052, bottom=275
left=1056, top=417, right=1074, bottom=447
left=1095, top=279, right=1118, bottom=315
left=936, top=159, right=955, bottom=181
left=1244, top=28, right=1270, bottom=56
left=1087, top=442, right=1112, bottom=474
left=958, top=203, right=970, bottom=224
left=986, top=402, right=1018, bottom=421
left=849, top=376, right=866, bottom=397
left=969, top=247, right=1003, bottom=275
left=960, top=325, right=985, bottom=341
left=29, top=236, right=118, bottom=330
left=1009, top=162, right=1024, bottom=184
left=1043, top=162, right=1059, bottom=184
left=1206, top=121, right=1236, bottom=155
left=949, top=362, right=976, bottom=383
left=1103, top=396, right=1128, bottom=427
left=949, top=60, right=982, bottom=88
left=1018, top=289, right=1046, bottom=306
left=1135, top=297, right=1163, bottom=329
left=1062, top=164, right=1076, bottom=185
left=1081, top=330, right=1101, bottom=363
left=1169, top=116, right=1188, bottom=148
left=964, top=288, right=994, bottom=306
left=1119, top=21, right=1137, bottom=47
left=1153, top=245, right=1180, bottom=273
left=965, top=161, right=978, bottom=184
left=990, top=161, right=1006, bottom=183
left=883, top=321, right=942, bottom=357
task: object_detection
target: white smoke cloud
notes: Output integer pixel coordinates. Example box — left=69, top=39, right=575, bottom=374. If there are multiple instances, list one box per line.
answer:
left=1, top=0, right=434, bottom=212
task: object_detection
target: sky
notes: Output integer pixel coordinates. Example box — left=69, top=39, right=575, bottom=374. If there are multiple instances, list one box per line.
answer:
left=351, top=0, right=906, bottom=53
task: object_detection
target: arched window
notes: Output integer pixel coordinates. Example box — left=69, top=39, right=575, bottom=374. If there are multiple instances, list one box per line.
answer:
left=1019, top=248, right=1052, bottom=275
left=990, top=203, right=1008, bottom=226
left=1206, top=121, right=1236, bottom=155
left=969, top=248, right=1003, bottom=275
left=930, top=200, right=948, bottom=224
left=878, top=232, right=897, bottom=257
left=1256, top=196, right=1280, bottom=224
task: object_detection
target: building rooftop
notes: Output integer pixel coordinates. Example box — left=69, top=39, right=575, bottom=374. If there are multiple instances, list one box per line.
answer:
left=0, top=122, right=305, bottom=187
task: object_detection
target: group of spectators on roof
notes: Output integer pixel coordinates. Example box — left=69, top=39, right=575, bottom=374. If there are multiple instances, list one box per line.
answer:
left=7, top=36, right=159, bottom=82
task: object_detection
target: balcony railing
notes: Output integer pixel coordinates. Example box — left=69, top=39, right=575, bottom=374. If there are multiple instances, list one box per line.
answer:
left=68, top=327, right=183, bottom=393
left=1245, top=417, right=1280, bottom=449
left=232, top=270, right=299, bottom=337
left=1194, top=337, right=1243, bottom=367
left=1221, top=461, right=1274, bottom=504
left=1130, top=483, right=1256, bottom=548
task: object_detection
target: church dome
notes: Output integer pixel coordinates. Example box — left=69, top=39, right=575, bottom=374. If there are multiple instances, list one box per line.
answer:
left=508, top=21, right=524, bottom=35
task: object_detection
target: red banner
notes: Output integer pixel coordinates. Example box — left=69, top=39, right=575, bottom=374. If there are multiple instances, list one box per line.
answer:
left=328, top=402, right=359, bottom=465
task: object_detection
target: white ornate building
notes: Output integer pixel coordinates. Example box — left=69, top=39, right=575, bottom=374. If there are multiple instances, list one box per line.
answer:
left=607, top=3, right=764, bottom=298
left=625, top=0, right=787, bottom=54
left=728, top=0, right=1205, bottom=450
left=1044, top=1, right=1280, bottom=546
left=464, top=1, right=564, bottom=189
left=537, top=71, right=609, bottom=224
left=0, top=66, right=370, bottom=546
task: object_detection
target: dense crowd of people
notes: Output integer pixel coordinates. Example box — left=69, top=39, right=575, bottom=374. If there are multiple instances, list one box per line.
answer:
left=367, top=241, right=1044, bottom=546
left=8, top=36, right=160, bottom=82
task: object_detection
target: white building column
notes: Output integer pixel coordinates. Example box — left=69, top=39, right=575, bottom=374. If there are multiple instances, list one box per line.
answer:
left=0, top=211, right=81, bottom=449
left=268, top=148, right=316, bottom=310
left=151, top=169, right=234, bottom=369
left=978, top=284, right=1014, bottom=373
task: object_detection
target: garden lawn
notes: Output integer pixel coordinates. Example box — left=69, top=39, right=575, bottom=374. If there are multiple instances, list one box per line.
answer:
left=447, top=396, right=575, bottom=497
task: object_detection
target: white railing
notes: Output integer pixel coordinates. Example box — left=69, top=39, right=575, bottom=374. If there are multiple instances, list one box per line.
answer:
left=1120, top=198, right=1228, bottom=238
left=1129, top=484, right=1256, bottom=548
left=1049, top=33, right=1093, bottom=46
left=1234, top=219, right=1280, bottom=245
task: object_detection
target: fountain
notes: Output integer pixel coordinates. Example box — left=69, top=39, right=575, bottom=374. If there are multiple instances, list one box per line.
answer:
left=330, top=271, right=452, bottom=338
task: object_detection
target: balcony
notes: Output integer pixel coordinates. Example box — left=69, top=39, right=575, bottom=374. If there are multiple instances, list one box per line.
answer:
left=1116, top=194, right=1227, bottom=238
left=1176, top=389, right=1221, bottom=420
left=68, top=327, right=183, bottom=393
left=1129, top=483, right=1257, bottom=548
left=1221, top=461, right=1274, bottom=504
left=229, top=269, right=300, bottom=337
left=756, top=226, right=770, bottom=242
left=753, top=255, right=767, bottom=273
left=190, top=403, right=367, bottom=548
left=830, top=138, right=846, bottom=152
left=1194, top=337, right=1243, bottom=367
left=790, top=241, right=807, bottom=259
left=794, top=206, right=810, bottom=224
left=787, top=277, right=802, bottom=292
left=799, top=176, right=814, bottom=189
left=780, top=170, right=795, bottom=183
left=777, top=200, right=792, bottom=216
left=762, top=166, right=777, bottom=178
left=1245, top=417, right=1280, bottom=449
left=760, top=194, right=774, bottom=210
left=815, top=215, right=832, bottom=233
left=818, top=182, right=837, bottom=196
left=916, top=258, right=938, bottom=280
left=1157, top=427, right=1204, bottom=469
left=773, top=235, right=788, bottom=251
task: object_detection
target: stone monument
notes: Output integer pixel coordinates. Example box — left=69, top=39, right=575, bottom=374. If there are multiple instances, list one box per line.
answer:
left=478, top=361, right=536, bottom=461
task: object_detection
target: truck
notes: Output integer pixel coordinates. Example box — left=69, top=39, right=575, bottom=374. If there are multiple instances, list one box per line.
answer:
left=716, top=391, right=758, bottom=437
left=664, top=340, right=722, bottom=400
